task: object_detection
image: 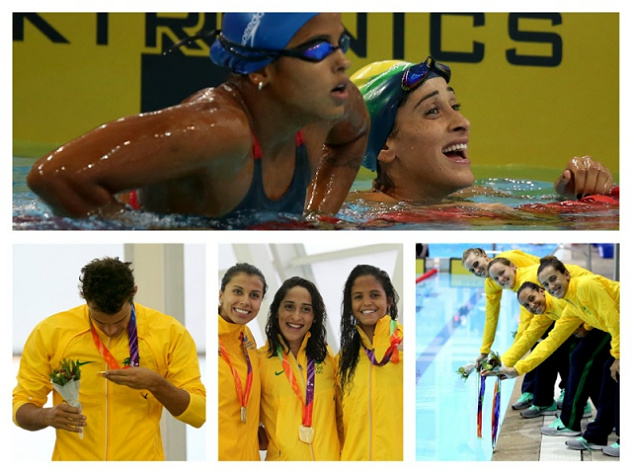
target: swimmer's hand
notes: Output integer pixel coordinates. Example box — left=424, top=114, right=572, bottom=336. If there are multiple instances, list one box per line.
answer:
left=484, top=366, right=518, bottom=380
left=555, top=156, right=613, bottom=199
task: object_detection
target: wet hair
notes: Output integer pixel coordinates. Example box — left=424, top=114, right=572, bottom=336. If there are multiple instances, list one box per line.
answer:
left=220, top=262, right=268, bottom=296
left=537, top=256, right=568, bottom=278
left=487, top=257, right=512, bottom=274
left=338, top=264, right=399, bottom=394
left=79, top=257, right=135, bottom=314
left=264, top=276, right=328, bottom=363
left=517, top=281, right=543, bottom=299
left=461, top=248, right=487, bottom=265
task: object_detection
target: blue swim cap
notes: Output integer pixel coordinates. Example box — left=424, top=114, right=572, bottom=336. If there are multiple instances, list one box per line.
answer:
left=210, top=13, right=319, bottom=74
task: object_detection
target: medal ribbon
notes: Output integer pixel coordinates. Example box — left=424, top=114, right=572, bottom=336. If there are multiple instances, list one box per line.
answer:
left=219, top=332, right=253, bottom=416
left=491, top=378, right=501, bottom=449
left=477, top=374, right=485, bottom=438
left=89, top=303, right=139, bottom=369
left=363, top=319, right=402, bottom=366
left=276, top=345, right=315, bottom=428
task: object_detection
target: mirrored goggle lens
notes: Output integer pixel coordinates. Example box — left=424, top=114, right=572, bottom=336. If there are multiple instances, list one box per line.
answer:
left=301, top=33, right=350, bottom=61
left=402, top=63, right=431, bottom=91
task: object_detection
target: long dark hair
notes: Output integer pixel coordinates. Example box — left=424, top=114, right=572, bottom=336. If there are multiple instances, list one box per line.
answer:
left=264, top=276, right=328, bottom=363
left=338, top=264, right=399, bottom=394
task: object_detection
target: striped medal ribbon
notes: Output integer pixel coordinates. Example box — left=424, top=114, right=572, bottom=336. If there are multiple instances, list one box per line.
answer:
left=363, top=318, right=402, bottom=366
left=276, top=345, right=315, bottom=444
left=89, top=303, right=140, bottom=370
left=219, top=332, right=253, bottom=424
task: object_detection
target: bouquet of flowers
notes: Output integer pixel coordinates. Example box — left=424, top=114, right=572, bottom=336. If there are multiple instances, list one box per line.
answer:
left=479, top=350, right=502, bottom=374
left=456, top=363, right=477, bottom=381
left=50, top=358, right=91, bottom=439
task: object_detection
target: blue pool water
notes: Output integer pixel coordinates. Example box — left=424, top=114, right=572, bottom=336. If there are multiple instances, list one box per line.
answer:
left=13, top=157, right=619, bottom=230
left=416, top=271, right=519, bottom=461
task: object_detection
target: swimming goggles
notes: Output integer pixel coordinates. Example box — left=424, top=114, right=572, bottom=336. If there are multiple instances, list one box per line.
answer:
left=401, top=56, right=451, bottom=92
left=219, top=31, right=351, bottom=63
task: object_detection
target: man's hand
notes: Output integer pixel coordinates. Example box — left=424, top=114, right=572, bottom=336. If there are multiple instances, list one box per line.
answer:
left=555, top=156, right=613, bottom=199
left=45, top=403, right=86, bottom=433
left=103, top=367, right=161, bottom=391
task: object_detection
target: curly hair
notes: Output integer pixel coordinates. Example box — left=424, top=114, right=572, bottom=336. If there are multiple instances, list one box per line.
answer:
left=264, top=276, right=328, bottom=363
left=338, top=264, right=399, bottom=394
left=79, top=257, right=136, bottom=314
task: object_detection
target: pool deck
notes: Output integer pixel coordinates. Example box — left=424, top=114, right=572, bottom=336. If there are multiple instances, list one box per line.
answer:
left=492, top=374, right=619, bottom=462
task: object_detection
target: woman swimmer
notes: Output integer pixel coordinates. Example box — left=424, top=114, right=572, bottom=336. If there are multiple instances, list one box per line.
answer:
left=337, top=264, right=403, bottom=460
left=27, top=13, right=369, bottom=219
left=348, top=57, right=614, bottom=205
left=218, top=263, right=267, bottom=460
left=258, top=277, right=340, bottom=460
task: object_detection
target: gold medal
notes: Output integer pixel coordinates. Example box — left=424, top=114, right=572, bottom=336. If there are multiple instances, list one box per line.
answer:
left=240, top=406, right=247, bottom=424
left=298, top=424, right=314, bottom=444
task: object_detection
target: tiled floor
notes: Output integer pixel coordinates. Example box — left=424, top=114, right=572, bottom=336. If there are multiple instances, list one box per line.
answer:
left=492, top=375, right=619, bottom=462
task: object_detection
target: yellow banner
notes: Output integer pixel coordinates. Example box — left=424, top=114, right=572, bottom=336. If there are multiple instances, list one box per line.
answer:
left=13, top=13, right=618, bottom=181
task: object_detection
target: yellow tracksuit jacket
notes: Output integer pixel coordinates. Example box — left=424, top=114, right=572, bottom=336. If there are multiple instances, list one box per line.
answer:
left=501, top=292, right=568, bottom=367
left=13, top=304, right=206, bottom=461
left=485, top=262, right=601, bottom=355
left=339, top=315, right=403, bottom=461
left=218, top=314, right=261, bottom=460
left=515, top=274, right=619, bottom=374
left=259, top=335, right=341, bottom=460
left=479, top=250, right=541, bottom=354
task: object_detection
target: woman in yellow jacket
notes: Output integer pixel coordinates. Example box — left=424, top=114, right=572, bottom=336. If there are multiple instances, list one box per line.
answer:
left=259, top=276, right=341, bottom=460
left=218, top=263, right=268, bottom=460
left=495, top=256, right=620, bottom=456
left=338, top=264, right=403, bottom=460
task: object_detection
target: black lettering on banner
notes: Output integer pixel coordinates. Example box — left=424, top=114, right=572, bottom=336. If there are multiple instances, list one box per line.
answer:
left=348, top=13, right=368, bottom=58
left=145, top=13, right=219, bottom=51
left=507, top=13, right=562, bottom=67
left=430, top=13, right=485, bottom=63
left=13, top=13, right=69, bottom=43
left=393, top=13, right=405, bottom=59
left=96, top=13, right=108, bottom=45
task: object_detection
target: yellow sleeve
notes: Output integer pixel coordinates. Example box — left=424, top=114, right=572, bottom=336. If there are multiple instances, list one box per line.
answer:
left=480, top=278, right=502, bottom=354
left=514, top=307, right=534, bottom=342
left=514, top=311, right=582, bottom=374
left=584, top=281, right=620, bottom=358
left=502, top=314, right=553, bottom=367
left=170, top=329, right=206, bottom=428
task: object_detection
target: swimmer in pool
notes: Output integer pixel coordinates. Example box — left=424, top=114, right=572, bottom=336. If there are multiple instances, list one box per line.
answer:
left=27, top=13, right=369, bottom=219
left=347, top=57, right=614, bottom=205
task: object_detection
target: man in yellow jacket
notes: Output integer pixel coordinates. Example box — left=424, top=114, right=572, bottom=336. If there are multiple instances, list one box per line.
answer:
left=12, top=257, right=206, bottom=461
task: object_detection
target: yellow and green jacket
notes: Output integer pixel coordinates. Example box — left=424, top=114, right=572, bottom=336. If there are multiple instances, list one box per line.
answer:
left=218, top=314, right=261, bottom=461
left=479, top=250, right=541, bottom=354
left=13, top=303, right=206, bottom=461
left=339, top=315, right=403, bottom=461
left=501, top=291, right=567, bottom=367
left=259, top=334, right=341, bottom=460
left=515, top=274, right=619, bottom=374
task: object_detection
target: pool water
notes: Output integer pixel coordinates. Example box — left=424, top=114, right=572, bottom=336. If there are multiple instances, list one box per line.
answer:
left=13, top=157, right=619, bottom=230
left=416, top=272, right=518, bottom=461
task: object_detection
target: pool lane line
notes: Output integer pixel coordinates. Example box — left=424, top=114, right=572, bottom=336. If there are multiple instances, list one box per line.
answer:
left=415, top=288, right=484, bottom=383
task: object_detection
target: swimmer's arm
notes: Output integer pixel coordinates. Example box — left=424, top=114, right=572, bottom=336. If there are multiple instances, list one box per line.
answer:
left=305, top=84, right=369, bottom=215
left=27, top=100, right=251, bottom=217
left=554, top=156, right=614, bottom=199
